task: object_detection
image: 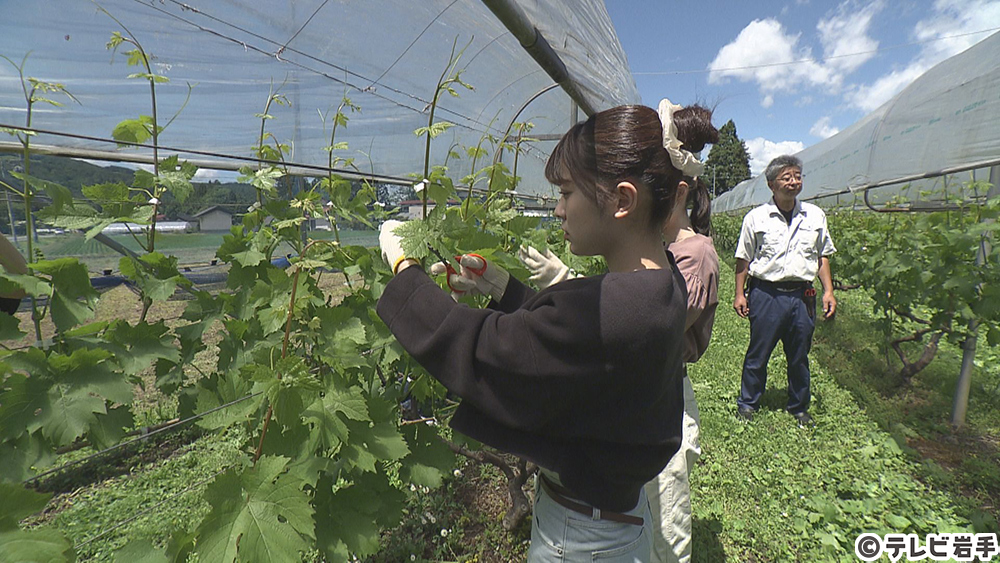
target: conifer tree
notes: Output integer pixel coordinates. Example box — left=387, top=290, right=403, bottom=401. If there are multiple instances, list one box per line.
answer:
left=704, top=120, right=751, bottom=197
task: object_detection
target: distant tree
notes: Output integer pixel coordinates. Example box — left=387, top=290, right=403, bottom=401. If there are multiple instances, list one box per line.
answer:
left=704, top=120, right=751, bottom=197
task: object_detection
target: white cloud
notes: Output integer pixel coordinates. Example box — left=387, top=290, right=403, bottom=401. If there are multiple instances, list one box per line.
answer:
left=817, top=1, right=882, bottom=74
left=708, top=2, right=881, bottom=102
left=708, top=19, right=836, bottom=93
left=745, top=137, right=806, bottom=175
left=810, top=116, right=840, bottom=139
left=193, top=168, right=222, bottom=181
left=846, top=0, right=1000, bottom=111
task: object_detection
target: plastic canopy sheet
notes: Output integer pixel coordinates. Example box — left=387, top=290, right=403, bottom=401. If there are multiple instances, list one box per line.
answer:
left=714, top=30, right=1000, bottom=213
left=0, top=0, right=639, bottom=197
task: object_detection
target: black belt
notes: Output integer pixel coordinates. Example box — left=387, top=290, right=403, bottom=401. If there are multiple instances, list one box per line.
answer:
left=752, top=278, right=811, bottom=292
left=538, top=474, right=644, bottom=526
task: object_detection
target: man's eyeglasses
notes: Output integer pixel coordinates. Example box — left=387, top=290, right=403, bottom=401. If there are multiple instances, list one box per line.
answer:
left=777, top=173, right=802, bottom=183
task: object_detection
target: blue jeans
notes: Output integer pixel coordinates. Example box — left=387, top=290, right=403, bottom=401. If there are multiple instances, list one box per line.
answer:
left=528, top=474, right=651, bottom=562
left=737, top=281, right=815, bottom=414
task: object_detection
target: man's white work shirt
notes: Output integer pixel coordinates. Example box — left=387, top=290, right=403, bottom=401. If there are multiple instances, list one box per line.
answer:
left=735, top=199, right=836, bottom=283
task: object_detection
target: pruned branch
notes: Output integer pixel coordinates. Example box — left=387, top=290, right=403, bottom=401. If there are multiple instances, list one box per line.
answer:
left=891, top=329, right=944, bottom=382
left=891, top=306, right=933, bottom=326
left=442, top=439, right=536, bottom=531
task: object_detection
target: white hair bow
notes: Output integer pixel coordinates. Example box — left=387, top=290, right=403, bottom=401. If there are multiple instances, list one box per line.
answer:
left=657, top=98, right=705, bottom=178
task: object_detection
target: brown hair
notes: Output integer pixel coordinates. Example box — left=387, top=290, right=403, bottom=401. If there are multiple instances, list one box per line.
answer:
left=545, top=104, right=718, bottom=228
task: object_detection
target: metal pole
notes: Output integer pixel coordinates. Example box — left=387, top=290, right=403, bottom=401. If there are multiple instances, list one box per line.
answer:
left=951, top=165, right=1000, bottom=428
left=0, top=159, right=18, bottom=247
left=480, top=0, right=596, bottom=116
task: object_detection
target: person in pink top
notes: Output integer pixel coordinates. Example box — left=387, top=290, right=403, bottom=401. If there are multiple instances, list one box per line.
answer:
left=519, top=104, right=720, bottom=563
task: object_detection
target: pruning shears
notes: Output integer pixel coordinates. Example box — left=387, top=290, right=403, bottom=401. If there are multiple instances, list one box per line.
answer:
left=429, top=247, right=487, bottom=295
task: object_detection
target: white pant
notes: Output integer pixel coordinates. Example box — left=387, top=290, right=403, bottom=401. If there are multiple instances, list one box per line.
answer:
left=529, top=472, right=651, bottom=562
left=644, top=377, right=701, bottom=563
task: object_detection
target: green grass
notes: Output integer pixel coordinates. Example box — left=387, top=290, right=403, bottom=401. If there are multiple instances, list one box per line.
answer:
left=687, top=259, right=997, bottom=561
left=27, top=427, right=248, bottom=562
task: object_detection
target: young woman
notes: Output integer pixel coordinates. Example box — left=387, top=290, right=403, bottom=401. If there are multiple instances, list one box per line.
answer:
left=377, top=101, right=716, bottom=562
left=519, top=102, right=721, bottom=563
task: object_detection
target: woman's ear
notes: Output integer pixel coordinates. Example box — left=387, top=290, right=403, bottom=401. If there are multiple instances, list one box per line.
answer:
left=675, top=180, right=690, bottom=209
left=613, top=181, right=639, bottom=219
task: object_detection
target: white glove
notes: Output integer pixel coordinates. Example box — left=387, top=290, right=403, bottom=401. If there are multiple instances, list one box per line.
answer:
left=429, top=254, right=509, bottom=301
left=518, top=246, right=573, bottom=289
left=378, top=220, right=407, bottom=273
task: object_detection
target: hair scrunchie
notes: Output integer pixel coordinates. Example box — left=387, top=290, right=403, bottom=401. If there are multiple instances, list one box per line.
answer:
left=657, top=98, right=705, bottom=178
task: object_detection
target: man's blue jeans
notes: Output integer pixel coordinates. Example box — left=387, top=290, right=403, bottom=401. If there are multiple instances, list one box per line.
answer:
left=738, top=281, right=815, bottom=414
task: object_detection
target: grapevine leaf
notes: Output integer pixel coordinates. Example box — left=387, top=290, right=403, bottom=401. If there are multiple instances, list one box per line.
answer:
left=30, top=258, right=98, bottom=331
left=86, top=404, right=134, bottom=450
left=112, top=539, right=170, bottom=563
left=341, top=420, right=409, bottom=472
left=195, top=456, right=315, bottom=563
left=314, top=471, right=405, bottom=560
left=398, top=423, right=456, bottom=489
left=194, top=374, right=257, bottom=430
left=394, top=219, right=436, bottom=261
left=112, top=117, right=153, bottom=146
left=0, top=528, right=75, bottom=563
left=0, top=371, right=50, bottom=440
left=0, top=273, right=50, bottom=298
left=104, top=320, right=181, bottom=375
left=301, top=384, right=368, bottom=451
left=0, top=312, right=25, bottom=341
left=0, top=432, right=56, bottom=482
left=0, top=482, right=52, bottom=528
left=987, top=325, right=1000, bottom=347
left=127, top=72, right=169, bottom=84
left=160, top=170, right=194, bottom=203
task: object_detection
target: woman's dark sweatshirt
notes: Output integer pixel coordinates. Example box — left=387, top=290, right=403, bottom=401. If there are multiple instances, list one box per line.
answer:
left=376, top=257, right=687, bottom=512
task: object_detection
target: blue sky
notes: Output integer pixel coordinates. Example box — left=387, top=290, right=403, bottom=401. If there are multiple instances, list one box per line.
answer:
left=606, top=0, right=1000, bottom=174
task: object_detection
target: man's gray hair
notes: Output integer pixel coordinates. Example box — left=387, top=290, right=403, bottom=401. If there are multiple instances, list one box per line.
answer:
left=764, top=155, right=803, bottom=183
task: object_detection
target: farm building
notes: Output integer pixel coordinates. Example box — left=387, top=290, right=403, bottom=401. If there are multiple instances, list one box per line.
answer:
left=395, top=199, right=461, bottom=220
left=193, top=206, right=233, bottom=232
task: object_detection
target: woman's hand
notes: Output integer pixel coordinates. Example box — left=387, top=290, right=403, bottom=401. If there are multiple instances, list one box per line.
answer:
left=518, top=246, right=573, bottom=289
left=430, top=254, right=509, bottom=301
left=378, top=220, right=416, bottom=274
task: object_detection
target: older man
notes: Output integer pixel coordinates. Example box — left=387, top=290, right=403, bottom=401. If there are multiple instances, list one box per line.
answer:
left=733, top=155, right=836, bottom=426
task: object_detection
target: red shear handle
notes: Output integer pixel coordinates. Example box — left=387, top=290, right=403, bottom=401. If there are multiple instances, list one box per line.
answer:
left=460, top=253, right=488, bottom=277
left=443, top=254, right=488, bottom=294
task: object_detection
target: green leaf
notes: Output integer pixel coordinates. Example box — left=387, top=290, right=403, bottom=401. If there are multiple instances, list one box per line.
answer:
left=193, top=374, right=258, bottom=430
left=342, top=420, right=409, bottom=472
left=399, top=423, right=455, bottom=489
left=112, top=117, right=153, bottom=146
left=886, top=513, right=912, bottom=529
left=195, top=456, right=315, bottom=563
left=113, top=539, right=170, bottom=563
left=314, top=471, right=405, bottom=560
left=987, top=325, right=1000, bottom=347
left=0, top=432, right=56, bottom=482
left=30, top=258, right=98, bottom=331
left=105, top=320, right=181, bottom=375
left=0, top=273, right=50, bottom=298
left=0, top=483, right=52, bottom=529
left=1, top=347, right=131, bottom=446
left=0, top=528, right=75, bottom=563
left=127, top=72, right=170, bottom=84
left=87, top=404, right=134, bottom=450
left=0, top=312, right=25, bottom=341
